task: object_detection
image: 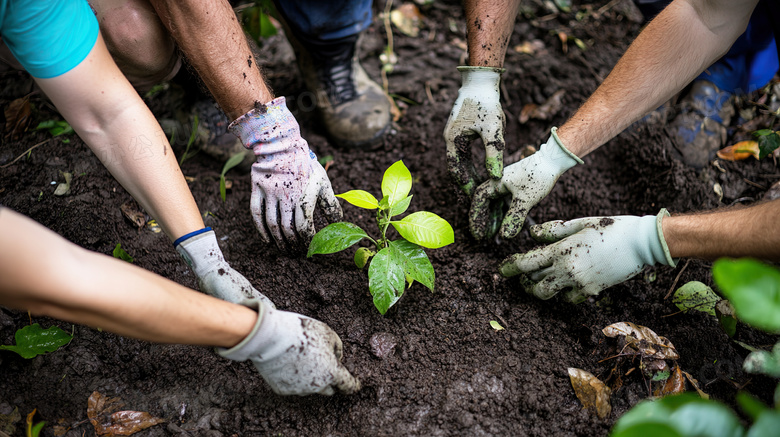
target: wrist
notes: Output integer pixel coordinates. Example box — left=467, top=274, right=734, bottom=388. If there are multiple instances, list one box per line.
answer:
left=653, top=209, right=676, bottom=266
left=538, top=127, right=583, bottom=174
left=457, top=66, right=504, bottom=91
left=218, top=298, right=272, bottom=360
left=228, top=97, right=304, bottom=155
left=175, top=228, right=225, bottom=278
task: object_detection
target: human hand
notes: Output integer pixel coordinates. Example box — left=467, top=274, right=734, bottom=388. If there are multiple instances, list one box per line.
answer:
left=469, top=128, right=583, bottom=240
left=499, top=210, right=676, bottom=303
left=219, top=299, right=361, bottom=396
left=175, top=229, right=276, bottom=308
left=443, top=67, right=506, bottom=196
left=229, top=97, right=342, bottom=250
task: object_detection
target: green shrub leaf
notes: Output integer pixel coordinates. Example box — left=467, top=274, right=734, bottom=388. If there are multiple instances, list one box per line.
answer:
left=737, top=392, right=769, bottom=421
left=713, top=258, right=780, bottom=333
left=748, top=410, right=780, bottom=437
left=381, top=160, right=412, bottom=209
left=388, top=195, right=413, bottom=217
left=743, top=343, right=780, bottom=378
left=368, top=247, right=405, bottom=315
left=389, top=239, right=434, bottom=291
left=336, top=190, right=379, bottom=209
left=391, top=211, right=454, bottom=249
left=307, top=222, right=367, bottom=257
left=354, top=247, right=374, bottom=269
left=0, top=323, right=72, bottom=359
left=672, top=281, right=719, bottom=316
left=753, top=129, right=780, bottom=159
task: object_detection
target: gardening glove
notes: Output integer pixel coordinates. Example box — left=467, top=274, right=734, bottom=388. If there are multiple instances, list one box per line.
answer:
left=499, top=210, right=677, bottom=304
left=469, top=127, right=583, bottom=240
left=219, top=299, right=361, bottom=396
left=175, top=228, right=275, bottom=308
left=228, top=97, right=342, bottom=250
left=444, top=66, right=506, bottom=196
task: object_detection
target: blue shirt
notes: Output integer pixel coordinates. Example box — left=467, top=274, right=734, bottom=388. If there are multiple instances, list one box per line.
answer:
left=1, top=0, right=98, bottom=78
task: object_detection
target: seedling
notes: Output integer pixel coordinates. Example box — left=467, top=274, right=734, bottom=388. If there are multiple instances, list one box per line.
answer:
left=219, top=152, right=245, bottom=202
left=0, top=323, right=72, bottom=359
left=179, top=114, right=199, bottom=166
left=308, top=160, right=454, bottom=314
left=112, top=243, right=134, bottom=263
left=36, top=120, right=73, bottom=143
left=26, top=409, right=45, bottom=437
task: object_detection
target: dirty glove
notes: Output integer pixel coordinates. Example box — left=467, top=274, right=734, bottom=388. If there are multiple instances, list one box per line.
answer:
left=444, top=67, right=506, bottom=196
left=175, top=228, right=275, bottom=308
left=229, top=97, right=342, bottom=249
left=219, top=299, right=361, bottom=396
left=469, top=127, right=583, bottom=240
left=499, top=210, right=677, bottom=303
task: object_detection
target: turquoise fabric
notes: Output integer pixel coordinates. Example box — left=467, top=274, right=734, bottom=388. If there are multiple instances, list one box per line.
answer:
left=1, top=0, right=98, bottom=78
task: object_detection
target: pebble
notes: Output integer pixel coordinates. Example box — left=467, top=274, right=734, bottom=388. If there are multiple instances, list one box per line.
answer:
left=369, top=332, right=397, bottom=359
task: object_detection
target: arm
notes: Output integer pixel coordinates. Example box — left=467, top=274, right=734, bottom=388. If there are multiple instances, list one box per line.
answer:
left=557, top=0, right=759, bottom=157
left=663, top=200, right=780, bottom=259
left=463, top=0, right=521, bottom=68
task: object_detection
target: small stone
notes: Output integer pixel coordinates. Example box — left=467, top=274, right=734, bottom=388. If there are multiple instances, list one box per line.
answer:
left=369, top=332, right=397, bottom=359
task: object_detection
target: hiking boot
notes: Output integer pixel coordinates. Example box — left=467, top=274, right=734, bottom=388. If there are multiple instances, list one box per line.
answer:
left=668, top=80, right=735, bottom=169
left=283, top=31, right=391, bottom=149
left=160, top=100, right=255, bottom=172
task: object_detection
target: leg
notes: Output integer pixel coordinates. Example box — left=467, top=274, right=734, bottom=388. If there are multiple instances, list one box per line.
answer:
left=89, top=0, right=181, bottom=91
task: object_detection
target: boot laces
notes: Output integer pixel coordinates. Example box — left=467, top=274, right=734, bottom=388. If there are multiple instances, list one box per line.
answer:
left=319, top=61, right=357, bottom=106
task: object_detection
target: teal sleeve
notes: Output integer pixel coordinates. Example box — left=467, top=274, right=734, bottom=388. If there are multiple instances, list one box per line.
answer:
left=2, top=0, right=99, bottom=79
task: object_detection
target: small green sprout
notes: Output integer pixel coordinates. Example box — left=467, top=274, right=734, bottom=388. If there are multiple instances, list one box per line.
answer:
left=308, top=160, right=454, bottom=314
left=179, top=114, right=199, bottom=166
left=219, top=152, right=246, bottom=202
left=112, top=243, right=134, bottom=263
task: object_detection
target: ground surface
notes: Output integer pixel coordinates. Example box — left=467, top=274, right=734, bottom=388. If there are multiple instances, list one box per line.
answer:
left=1, top=1, right=779, bottom=436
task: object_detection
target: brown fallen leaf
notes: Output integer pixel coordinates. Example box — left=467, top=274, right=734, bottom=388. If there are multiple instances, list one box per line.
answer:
left=120, top=201, right=146, bottom=229
left=682, top=370, right=710, bottom=400
left=87, top=391, right=164, bottom=436
left=518, top=90, right=566, bottom=124
left=717, top=140, right=760, bottom=161
left=568, top=368, right=612, bottom=419
left=390, top=3, right=423, bottom=37
left=4, top=96, right=31, bottom=140
left=654, top=365, right=686, bottom=397
left=602, top=322, right=680, bottom=360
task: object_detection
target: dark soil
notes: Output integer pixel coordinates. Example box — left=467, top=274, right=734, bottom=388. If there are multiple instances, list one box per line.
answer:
left=1, top=1, right=779, bottom=436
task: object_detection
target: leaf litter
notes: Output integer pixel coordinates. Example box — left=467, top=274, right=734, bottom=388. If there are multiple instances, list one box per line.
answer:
left=87, top=391, right=164, bottom=436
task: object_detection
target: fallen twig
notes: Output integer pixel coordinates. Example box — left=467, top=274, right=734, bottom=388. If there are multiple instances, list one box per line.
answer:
left=664, top=259, right=690, bottom=299
left=0, top=139, right=50, bottom=169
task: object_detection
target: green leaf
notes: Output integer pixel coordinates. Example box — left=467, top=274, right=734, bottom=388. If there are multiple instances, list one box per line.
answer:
left=748, top=410, right=780, bottom=437
left=30, top=420, right=45, bottom=437
left=716, top=300, right=737, bottom=337
left=381, top=160, right=412, bottom=209
left=0, top=323, right=72, bottom=359
left=220, top=177, right=227, bottom=202
left=672, top=281, right=719, bottom=316
left=112, top=243, right=134, bottom=263
left=354, top=247, right=374, bottom=269
left=221, top=152, right=246, bottom=177
left=388, top=239, right=434, bottom=291
left=753, top=130, right=780, bottom=159
left=743, top=343, right=780, bottom=378
left=652, top=370, right=671, bottom=381
left=388, top=195, right=413, bottom=217
left=368, top=247, right=405, bottom=315
left=610, top=393, right=744, bottom=437
left=36, top=120, right=73, bottom=137
left=307, top=222, right=367, bottom=257
left=258, top=10, right=278, bottom=38
left=554, top=0, right=571, bottom=12
left=336, top=190, right=379, bottom=209
left=713, top=258, right=780, bottom=333
left=490, top=320, right=504, bottom=331
left=737, top=391, right=769, bottom=421
left=391, top=211, right=454, bottom=249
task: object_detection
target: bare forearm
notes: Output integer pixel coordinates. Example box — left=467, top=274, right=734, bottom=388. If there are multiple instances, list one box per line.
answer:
left=662, top=200, right=780, bottom=260
left=0, top=209, right=256, bottom=348
left=557, top=0, right=757, bottom=157
left=464, top=0, right=521, bottom=68
left=149, top=0, right=273, bottom=119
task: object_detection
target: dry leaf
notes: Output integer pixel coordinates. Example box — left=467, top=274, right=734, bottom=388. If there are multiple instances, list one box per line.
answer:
left=568, top=368, right=612, bottom=419
left=390, top=3, right=423, bottom=37
left=518, top=90, right=566, bottom=124
left=88, top=391, right=164, bottom=436
left=682, top=371, right=710, bottom=400
left=717, top=140, right=760, bottom=161
left=558, top=31, right=568, bottom=54
left=602, top=322, right=680, bottom=360
left=120, top=201, right=146, bottom=229
left=514, top=40, right=546, bottom=55
left=4, top=96, right=31, bottom=139
left=654, top=365, right=686, bottom=397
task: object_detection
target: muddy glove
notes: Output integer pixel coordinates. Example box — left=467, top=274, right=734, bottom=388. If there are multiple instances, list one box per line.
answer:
left=175, top=228, right=275, bottom=308
left=499, top=210, right=677, bottom=303
left=228, top=97, right=342, bottom=249
left=469, top=127, right=583, bottom=240
left=219, top=299, right=361, bottom=396
left=444, top=67, right=506, bottom=196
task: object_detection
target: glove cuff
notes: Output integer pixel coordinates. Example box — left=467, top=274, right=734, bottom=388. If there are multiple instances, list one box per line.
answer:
left=655, top=208, right=678, bottom=267
left=457, top=66, right=504, bottom=89
left=550, top=127, right=584, bottom=166
left=217, top=298, right=271, bottom=362
left=228, top=97, right=302, bottom=156
left=175, top=229, right=226, bottom=279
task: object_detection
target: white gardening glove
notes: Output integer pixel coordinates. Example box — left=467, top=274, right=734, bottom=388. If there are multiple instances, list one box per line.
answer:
left=219, top=299, right=361, bottom=396
left=175, top=228, right=275, bottom=308
left=499, top=210, right=677, bottom=303
left=228, top=97, right=342, bottom=250
left=469, top=127, right=583, bottom=240
left=444, top=66, right=506, bottom=196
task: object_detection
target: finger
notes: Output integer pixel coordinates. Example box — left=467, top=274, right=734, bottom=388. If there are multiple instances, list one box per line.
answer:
left=529, top=217, right=602, bottom=243
left=265, top=198, right=286, bottom=251
left=296, top=188, right=317, bottom=243
left=445, top=131, right=479, bottom=196
left=499, top=247, right=554, bottom=277
left=481, top=116, right=505, bottom=180
left=318, top=182, right=343, bottom=223
left=331, top=362, right=362, bottom=395
left=279, top=201, right=298, bottom=248
left=498, top=196, right=532, bottom=239
left=563, top=288, right=588, bottom=304
left=469, top=180, right=502, bottom=240
left=532, top=274, right=574, bottom=300
left=250, top=186, right=270, bottom=244
left=529, top=266, right=555, bottom=283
